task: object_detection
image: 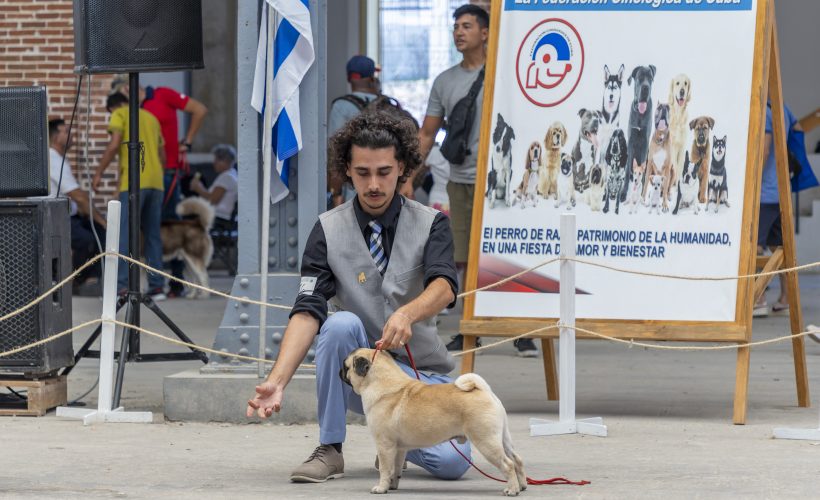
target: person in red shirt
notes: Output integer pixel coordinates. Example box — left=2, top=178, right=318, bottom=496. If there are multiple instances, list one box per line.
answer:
left=111, top=75, right=208, bottom=297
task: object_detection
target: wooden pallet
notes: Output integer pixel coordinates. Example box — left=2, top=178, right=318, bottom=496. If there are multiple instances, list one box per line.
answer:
left=0, top=375, right=67, bottom=416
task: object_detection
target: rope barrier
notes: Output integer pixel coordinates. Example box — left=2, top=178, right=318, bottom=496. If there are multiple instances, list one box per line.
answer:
left=2, top=251, right=807, bottom=325
left=0, top=253, right=109, bottom=323
left=0, top=251, right=817, bottom=363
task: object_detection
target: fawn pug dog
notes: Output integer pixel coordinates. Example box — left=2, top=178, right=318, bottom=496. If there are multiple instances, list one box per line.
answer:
left=341, top=348, right=526, bottom=496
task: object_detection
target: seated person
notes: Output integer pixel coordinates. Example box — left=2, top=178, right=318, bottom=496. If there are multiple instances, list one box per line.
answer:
left=48, top=118, right=107, bottom=295
left=189, top=144, right=238, bottom=231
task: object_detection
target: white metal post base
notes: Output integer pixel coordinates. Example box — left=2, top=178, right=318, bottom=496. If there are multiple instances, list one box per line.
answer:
left=56, top=201, right=153, bottom=426
left=529, top=214, right=606, bottom=439
left=530, top=417, right=608, bottom=437
left=773, top=406, right=820, bottom=441
left=56, top=406, right=153, bottom=425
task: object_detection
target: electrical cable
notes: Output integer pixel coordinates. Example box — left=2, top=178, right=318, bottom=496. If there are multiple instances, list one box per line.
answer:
left=84, top=73, right=104, bottom=256
left=56, top=74, right=84, bottom=197
left=67, top=376, right=98, bottom=407
left=4, top=387, right=27, bottom=400
left=67, top=72, right=103, bottom=406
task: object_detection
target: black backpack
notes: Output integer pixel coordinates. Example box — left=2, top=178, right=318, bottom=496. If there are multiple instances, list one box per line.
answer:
left=439, top=67, right=485, bottom=165
left=332, top=94, right=418, bottom=128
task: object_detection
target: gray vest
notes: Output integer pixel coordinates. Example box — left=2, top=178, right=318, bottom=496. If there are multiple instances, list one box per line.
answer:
left=320, top=198, right=454, bottom=374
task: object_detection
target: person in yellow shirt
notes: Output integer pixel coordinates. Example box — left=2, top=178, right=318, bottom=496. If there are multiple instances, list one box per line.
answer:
left=92, top=92, right=167, bottom=300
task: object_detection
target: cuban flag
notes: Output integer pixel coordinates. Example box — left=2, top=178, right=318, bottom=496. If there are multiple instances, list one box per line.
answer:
left=251, top=0, right=314, bottom=203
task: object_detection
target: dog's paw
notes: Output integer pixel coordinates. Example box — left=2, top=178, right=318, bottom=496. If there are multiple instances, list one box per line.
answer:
left=502, top=486, right=521, bottom=496
left=389, top=476, right=401, bottom=490
left=371, top=485, right=389, bottom=494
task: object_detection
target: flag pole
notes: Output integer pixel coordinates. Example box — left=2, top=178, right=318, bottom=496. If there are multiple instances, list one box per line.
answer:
left=258, top=4, right=275, bottom=379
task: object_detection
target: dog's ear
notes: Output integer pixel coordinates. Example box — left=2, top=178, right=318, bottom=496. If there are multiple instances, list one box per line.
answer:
left=706, top=116, right=715, bottom=129
left=689, top=118, right=697, bottom=130
left=353, top=356, right=371, bottom=378
left=713, top=135, right=718, bottom=144
left=684, top=150, right=690, bottom=164
left=722, top=135, right=727, bottom=144
left=560, top=123, right=568, bottom=145
left=617, top=64, right=625, bottom=82
left=629, top=66, right=640, bottom=85
left=648, top=65, right=656, bottom=80
left=339, top=366, right=350, bottom=386
left=604, top=64, right=610, bottom=81
left=685, top=77, right=692, bottom=103
left=577, top=108, right=587, bottom=118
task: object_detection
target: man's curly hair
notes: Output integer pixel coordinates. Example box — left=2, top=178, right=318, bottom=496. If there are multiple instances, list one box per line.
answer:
left=328, top=110, right=423, bottom=186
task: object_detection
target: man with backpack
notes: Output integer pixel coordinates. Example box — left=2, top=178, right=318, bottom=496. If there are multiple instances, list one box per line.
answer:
left=327, top=56, right=381, bottom=207
left=328, top=55, right=419, bottom=207
left=418, top=4, right=537, bottom=357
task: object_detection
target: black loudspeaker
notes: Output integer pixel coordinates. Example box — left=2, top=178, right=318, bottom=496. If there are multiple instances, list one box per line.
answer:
left=73, top=0, right=204, bottom=74
left=0, top=86, right=49, bottom=198
left=0, top=198, right=73, bottom=376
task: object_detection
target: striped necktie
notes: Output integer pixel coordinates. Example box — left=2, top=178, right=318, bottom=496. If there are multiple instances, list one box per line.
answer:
left=368, top=220, right=387, bottom=275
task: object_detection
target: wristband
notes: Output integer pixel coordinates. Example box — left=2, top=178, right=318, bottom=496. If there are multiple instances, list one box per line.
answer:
left=183, top=142, right=193, bottom=152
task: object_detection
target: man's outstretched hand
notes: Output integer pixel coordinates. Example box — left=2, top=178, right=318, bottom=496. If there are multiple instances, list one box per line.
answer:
left=246, top=381, right=284, bottom=418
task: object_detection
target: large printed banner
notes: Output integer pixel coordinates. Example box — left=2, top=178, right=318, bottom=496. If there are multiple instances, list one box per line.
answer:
left=475, top=0, right=757, bottom=321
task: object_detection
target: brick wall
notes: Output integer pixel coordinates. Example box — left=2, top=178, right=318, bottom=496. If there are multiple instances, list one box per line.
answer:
left=0, top=0, right=118, bottom=211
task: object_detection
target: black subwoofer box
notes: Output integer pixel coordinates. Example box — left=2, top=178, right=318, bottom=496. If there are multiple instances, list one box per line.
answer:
left=0, top=198, right=73, bottom=376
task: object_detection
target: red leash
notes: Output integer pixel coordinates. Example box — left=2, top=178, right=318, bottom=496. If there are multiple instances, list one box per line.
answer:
left=162, top=151, right=190, bottom=209
left=371, top=341, right=590, bottom=487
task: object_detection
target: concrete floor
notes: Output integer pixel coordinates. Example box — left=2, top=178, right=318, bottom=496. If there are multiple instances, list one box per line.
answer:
left=1, top=272, right=819, bottom=498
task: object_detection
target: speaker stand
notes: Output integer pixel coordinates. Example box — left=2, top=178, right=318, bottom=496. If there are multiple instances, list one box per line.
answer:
left=62, top=73, right=206, bottom=408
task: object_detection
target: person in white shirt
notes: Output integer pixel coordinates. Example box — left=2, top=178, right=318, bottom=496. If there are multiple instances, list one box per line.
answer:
left=189, top=144, right=238, bottom=228
left=49, top=118, right=107, bottom=294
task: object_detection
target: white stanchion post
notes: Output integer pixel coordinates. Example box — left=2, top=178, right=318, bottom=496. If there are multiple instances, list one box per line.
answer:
left=57, top=200, right=152, bottom=425
left=530, top=213, right=607, bottom=438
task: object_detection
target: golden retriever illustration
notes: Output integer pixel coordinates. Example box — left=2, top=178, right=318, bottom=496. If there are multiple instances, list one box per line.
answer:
left=668, top=74, right=691, bottom=189
left=540, top=121, right=567, bottom=199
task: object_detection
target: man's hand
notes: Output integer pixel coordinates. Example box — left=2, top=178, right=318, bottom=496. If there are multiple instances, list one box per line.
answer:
left=91, top=171, right=103, bottom=192
left=189, top=176, right=205, bottom=196
left=378, top=311, right=413, bottom=351
left=246, top=380, right=284, bottom=419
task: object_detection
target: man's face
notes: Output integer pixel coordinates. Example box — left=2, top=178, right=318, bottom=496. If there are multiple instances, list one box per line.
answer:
left=346, top=145, right=403, bottom=216
left=51, top=124, right=70, bottom=150
left=453, top=13, right=487, bottom=53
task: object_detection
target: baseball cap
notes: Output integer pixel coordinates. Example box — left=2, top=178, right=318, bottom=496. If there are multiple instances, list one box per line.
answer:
left=346, top=55, right=379, bottom=80
left=109, top=74, right=129, bottom=95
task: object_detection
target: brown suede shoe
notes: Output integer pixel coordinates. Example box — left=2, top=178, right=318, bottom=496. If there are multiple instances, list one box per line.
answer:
left=290, top=445, right=345, bottom=483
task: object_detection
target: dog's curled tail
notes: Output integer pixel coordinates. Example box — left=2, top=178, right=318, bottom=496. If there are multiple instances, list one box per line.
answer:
left=176, top=197, right=216, bottom=231
left=454, top=373, right=492, bottom=393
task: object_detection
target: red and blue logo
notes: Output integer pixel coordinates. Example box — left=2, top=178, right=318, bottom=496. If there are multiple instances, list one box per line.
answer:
left=516, top=19, right=584, bottom=107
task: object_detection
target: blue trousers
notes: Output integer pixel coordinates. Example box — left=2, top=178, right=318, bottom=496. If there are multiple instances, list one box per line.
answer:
left=316, top=311, right=472, bottom=480
left=162, top=171, right=185, bottom=292
left=117, top=189, right=166, bottom=292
